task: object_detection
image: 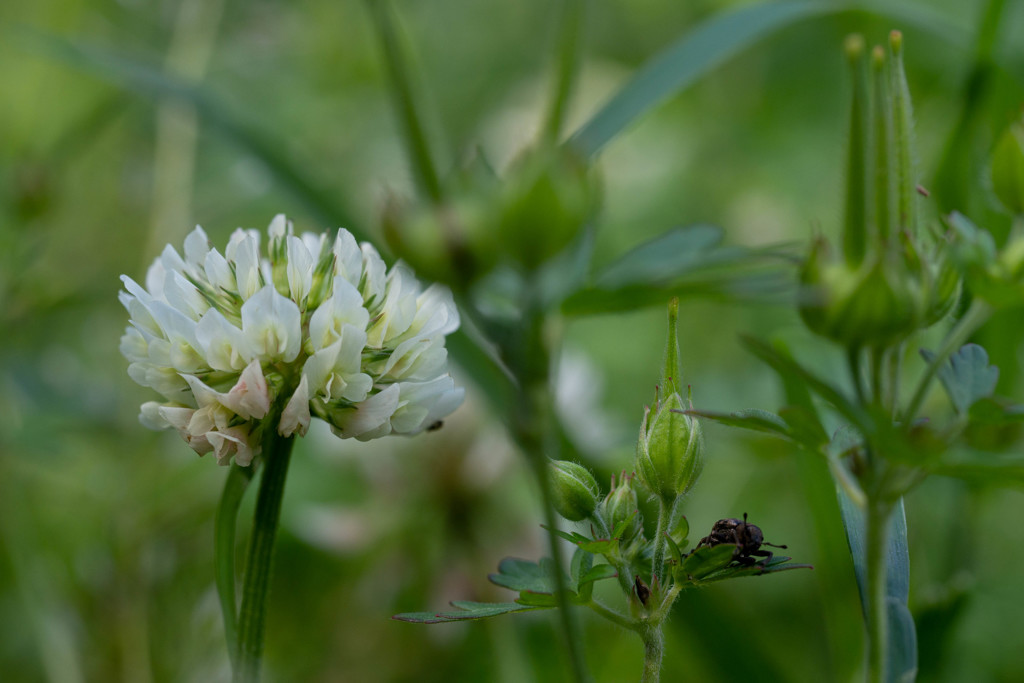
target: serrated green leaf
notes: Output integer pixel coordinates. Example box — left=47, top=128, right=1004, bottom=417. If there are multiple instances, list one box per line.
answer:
left=488, top=557, right=557, bottom=594
left=578, top=563, right=618, bottom=588
left=678, top=544, right=736, bottom=580
left=570, top=546, right=593, bottom=591
left=577, top=538, right=619, bottom=555
left=515, top=591, right=561, bottom=607
left=686, top=408, right=791, bottom=438
left=921, top=344, right=999, bottom=414
left=393, top=601, right=549, bottom=624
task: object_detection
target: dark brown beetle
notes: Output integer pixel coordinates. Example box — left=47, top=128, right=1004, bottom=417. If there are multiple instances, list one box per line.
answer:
left=696, top=513, right=787, bottom=566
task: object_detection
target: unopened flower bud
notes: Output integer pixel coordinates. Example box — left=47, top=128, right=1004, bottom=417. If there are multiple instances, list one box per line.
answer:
left=601, top=471, right=642, bottom=544
left=495, top=146, right=599, bottom=270
left=548, top=460, right=600, bottom=522
left=636, top=391, right=705, bottom=503
left=991, top=118, right=1024, bottom=215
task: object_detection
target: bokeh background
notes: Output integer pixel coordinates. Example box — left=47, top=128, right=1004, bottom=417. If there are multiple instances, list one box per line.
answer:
left=3, top=0, right=1024, bottom=681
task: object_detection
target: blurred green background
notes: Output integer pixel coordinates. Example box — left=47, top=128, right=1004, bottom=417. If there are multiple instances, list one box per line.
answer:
left=2, top=0, right=1024, bottom=681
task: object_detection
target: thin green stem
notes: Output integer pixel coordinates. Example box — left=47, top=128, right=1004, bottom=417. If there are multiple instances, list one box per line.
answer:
left=234, top=431, right=296, bottom=683
left=639, top=622, right=664, bottom=683
left=587, top=599, right=637, bottom=631
left=887, top=344, right=904, bottom=419
left=543, top=0, right=585, bottom=145
left=650, top=497, right=671, bottom=586
left=216, top=463, right=255, bottom=669
left=365, top=0, right=443, bottom=203
left=869, top=347, right=885, bottom=411
left=903, top=300, right=991, bottom=423
left=865, top=498, right=895, bottom=683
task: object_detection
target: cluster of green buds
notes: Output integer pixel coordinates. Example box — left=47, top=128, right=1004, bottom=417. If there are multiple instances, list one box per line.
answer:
left=635, top=299, right=705, bottom=505
left=547, top=463, right=644, bottom=546
left=383, top=145, right=599, bottom=288
left=799, top=32, right=959, bottom=349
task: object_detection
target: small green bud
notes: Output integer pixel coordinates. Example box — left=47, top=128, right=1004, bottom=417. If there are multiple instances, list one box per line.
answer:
left=548, top=460, right=600, bottom=522
left=991, top=118, right=1024, bottom=215
left=601, top=471, right=642, bottom=544
left=495, top=146, right=599, bottom=270
left=636, top=391, right=705, bottom=503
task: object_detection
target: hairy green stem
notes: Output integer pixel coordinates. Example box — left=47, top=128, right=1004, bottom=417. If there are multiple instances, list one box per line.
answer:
left=234, top=431, right=296, bottom=683
left=639, top=622, right=664, bottom=683
left=903, top=300, right=991, bottom=422
left=650, top=497, right=671, bottom=586
left=587, top=599, right=636, bottom=631
left=865, top=498, right=895, bottom=683
left=216, top=463, right=255, bottom=669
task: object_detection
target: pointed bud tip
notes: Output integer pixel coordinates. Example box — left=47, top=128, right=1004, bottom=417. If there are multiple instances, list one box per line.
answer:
left=844, top=34, right=865, bottom=61
left=889, top=30, right=903, bottom=54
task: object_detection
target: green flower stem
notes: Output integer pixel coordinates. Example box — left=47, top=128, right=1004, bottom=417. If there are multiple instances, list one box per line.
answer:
left=587, top=599, right=636, bottom=631
left=638, top=621, right=665, bottom=683
left=650, top=497, right=671, bottom=585
left=234, top=431, right=296, bottom=683
left=903, top=299, right=991, bottom=422
left=544, top=0, right=585, bottom=144
left=865, top=497, right=895, bottom=683
left=216, top=463, right=255, bottom=668
left=365, top=0, right=443, bottom=203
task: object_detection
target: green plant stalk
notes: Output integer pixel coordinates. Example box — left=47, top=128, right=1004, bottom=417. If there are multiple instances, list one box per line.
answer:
left=864, top=497, right=895, bottom=683
left=650, top=497, right=671, bottom=585
left=639, top=621, right=665, bottom=683
left=544, top=0, right=585, bottom=144
left=216, top=463, right=255, bottom=668
left=365, top=0, right=444, bottom=203
left=903, top=299, right=991, bottom=422
left=234, top=430, right=296, bottom=683
left=511, top=305, right=591, bottom=683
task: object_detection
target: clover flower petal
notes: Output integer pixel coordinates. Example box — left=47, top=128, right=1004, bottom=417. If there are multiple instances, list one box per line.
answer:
left=121, top=215, right=463, bottom=466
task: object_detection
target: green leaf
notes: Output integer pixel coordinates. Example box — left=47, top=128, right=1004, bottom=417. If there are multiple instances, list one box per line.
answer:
left=678, top=544, right=736, bottom=580
left=686, top=408, right=791, bottom=439
left=696, top=555, right=814, bottom=584
left=577, top=563, right=618, bottom=590
left=214, top=463, right=254, bottom=668
left=742, top=336, right=872, bottom=434
left=921, top=343, right=999, bottom=414
left=566, top=1, right=833, bottom=158
left=664, top=533, right=684, bottom=566
left=393, top=601, right=549, bottom=624
left=569, top=546, right=593, bottom=591
left=577, top=538, right=619, bottom=555
left=488, top=557, right=559, bottom=594
left=515, top=591, right=561, bottom=607
left=931, top=451, right=1024, bottom=488
left=610, top=510, right=639, bottom=541
left=541, top=524, right=590, bottom=546
left=593, top=225, right=724, bottom=289
left=836, top=492, right=916, bottom=683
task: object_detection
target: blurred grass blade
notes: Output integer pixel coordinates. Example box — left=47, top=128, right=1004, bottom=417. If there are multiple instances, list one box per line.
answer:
left=566, top=1, right=830, bottom=158
left=364, top=0, right=444, bottom=203
left=18, top=30, right=361, bottom=237
left=837, top=492, right=917, bottom=683
left=215, top=463, right=254, bottom=668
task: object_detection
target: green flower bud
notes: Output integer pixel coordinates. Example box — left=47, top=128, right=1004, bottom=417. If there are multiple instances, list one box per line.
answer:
left=601, top=471, right=642, bottom=544
left=548, top=460, right=600, bottom=522
left=495, top=146, right=599, bottom=270
left=991, top=118, right=1024, bottom=215
left=635, top=391, right=705, bottom=503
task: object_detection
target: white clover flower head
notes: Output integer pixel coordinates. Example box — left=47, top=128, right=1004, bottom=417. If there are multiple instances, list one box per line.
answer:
left=120, top=215, right=464, bottom=466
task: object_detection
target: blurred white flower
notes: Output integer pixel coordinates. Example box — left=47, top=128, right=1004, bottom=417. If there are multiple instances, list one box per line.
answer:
left=120, top=215, right=464, bottom=465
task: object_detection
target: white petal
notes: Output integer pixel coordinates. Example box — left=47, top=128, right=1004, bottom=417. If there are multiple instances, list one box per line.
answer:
left=241, top=285, right=302, bottom=362
left=285, top=235, right=314, bottom=302
left=335, top=384, right=400, bottom=439
left=308, top=278, right=369, bottom=350
left=183, top=226, right=211, bottom=268
left=196, top=309, right=252, bottom=371
left=267, top=213, right=290, bottom=241
left=359, top=242, right=387, bottom=309
left=229, top=230, right=264, bottom=300
left=279, top=375, right=311, bottom=437
left=204, top=248, right=235, bottom=293
left=120, top=327, right=149, bottom=363
left=223, top=360, right=271, bottom=419
left=332, top=229, right=363, bottom=288
left=139, top=402, right=170, bottom=429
